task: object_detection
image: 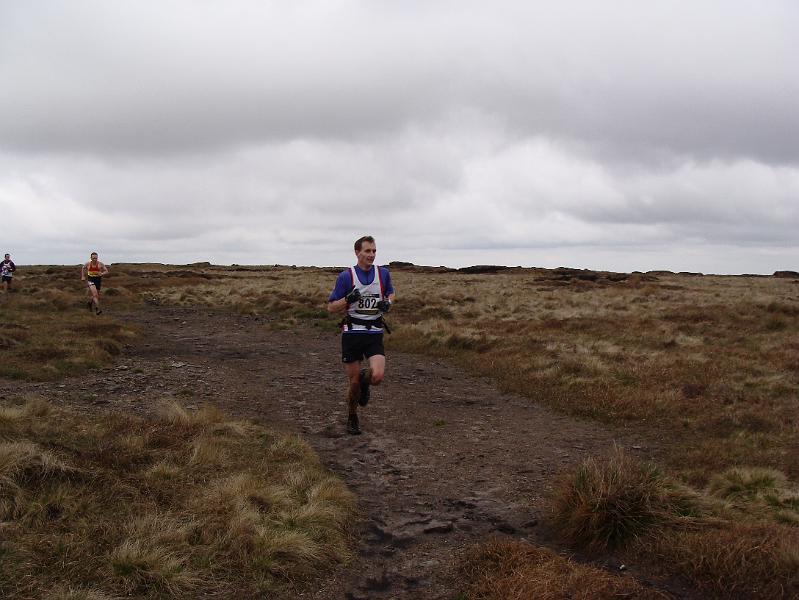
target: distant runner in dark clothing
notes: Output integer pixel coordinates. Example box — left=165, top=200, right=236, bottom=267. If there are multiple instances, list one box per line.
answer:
left=1, top=254, right=15, bottom=293
left=327, top=236, right=396, bottom=435
left=81, top=251, right=109, bottom=315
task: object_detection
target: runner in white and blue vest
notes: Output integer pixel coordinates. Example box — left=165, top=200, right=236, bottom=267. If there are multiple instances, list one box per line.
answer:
left=327, top=235, right=396, bottom=435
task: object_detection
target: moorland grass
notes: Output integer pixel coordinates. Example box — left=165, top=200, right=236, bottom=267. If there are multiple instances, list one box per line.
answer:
left=642, top=521, right=799, bottom=599
left=548, top=448, right=799, bottom=599
left=130, top=264, right=799, bottom=598
left=120, top=264, right=799, bottom=479
left=455, top=538, right=671, bottom=600
left=0, top=267, right=137, bottom=379
left=10, top=263, right=799, bottom=596
left=549, top=447, right=707, bottom=552
left=0, top=397, right=355, bottom=599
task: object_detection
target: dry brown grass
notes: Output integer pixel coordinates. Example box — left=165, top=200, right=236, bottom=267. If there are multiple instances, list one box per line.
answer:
left=549, top=447, right=708, bottom=552
left=127, top=264, right=333, bottom=325
left=456, top=538, right=672, bottom=600
left=0, top=266, right=137, bottom=379
left=549, top=449, right=799, bottom=599
left=0, top=396, right=355, bottom=599
left=642, top=522, right=799, bottom=599
left=9, top=262, right=799, bottom=597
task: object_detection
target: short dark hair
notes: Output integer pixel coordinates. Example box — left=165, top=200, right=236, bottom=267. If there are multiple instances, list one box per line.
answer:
left=90, top=251, right=98, bottom=257
left=354, top=236, right=375, bottom=252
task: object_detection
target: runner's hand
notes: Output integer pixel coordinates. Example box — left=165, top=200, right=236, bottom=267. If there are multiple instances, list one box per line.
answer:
left=376, top=299, right=391, bottom=313
left=345, top=288, right=361, bottom=304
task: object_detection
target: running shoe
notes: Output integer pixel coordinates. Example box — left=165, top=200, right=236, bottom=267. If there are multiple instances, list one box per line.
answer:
left=346, top=413, right=361, bottom=435
left=358, top=368, right=371, bottom=406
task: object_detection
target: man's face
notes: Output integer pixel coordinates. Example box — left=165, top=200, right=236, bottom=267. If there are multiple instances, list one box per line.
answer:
left=355, top=242, right=376, bottom=268
left=3, top=255, right=8, bottom=260
left=91, top=253, right=98, bottom=261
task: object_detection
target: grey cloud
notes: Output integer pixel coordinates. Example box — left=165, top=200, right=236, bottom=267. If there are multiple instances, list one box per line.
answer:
left=3, top=122, right=798, bottom=264
left=1, top=1, right=797, bottom=165
left=1, top=1, right=797, bottom=273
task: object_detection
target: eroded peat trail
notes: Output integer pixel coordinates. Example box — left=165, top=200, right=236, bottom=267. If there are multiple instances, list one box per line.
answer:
left=1, top=306, right=658, bottom=599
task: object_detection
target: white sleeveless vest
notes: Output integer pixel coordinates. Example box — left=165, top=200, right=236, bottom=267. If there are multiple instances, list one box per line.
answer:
left=345, top=266, right=385, bottom=332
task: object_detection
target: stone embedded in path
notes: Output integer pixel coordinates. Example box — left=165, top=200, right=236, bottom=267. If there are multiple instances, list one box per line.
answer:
left=364, top=522, right=393, bottom=544
left=365, top=572, right=391, bottom=591
left=422, top=520, right=454, bottom=534
left=522, top=518, right=539, bottom=528
left=494, top=521, right=516, bottom=534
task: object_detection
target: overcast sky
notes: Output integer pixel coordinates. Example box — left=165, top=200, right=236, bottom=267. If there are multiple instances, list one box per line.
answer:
left=1, top=1, right=797, bottom=273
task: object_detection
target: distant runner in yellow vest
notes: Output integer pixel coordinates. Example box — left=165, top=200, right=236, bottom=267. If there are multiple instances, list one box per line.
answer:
left=81, top=251, right=109, bottom=315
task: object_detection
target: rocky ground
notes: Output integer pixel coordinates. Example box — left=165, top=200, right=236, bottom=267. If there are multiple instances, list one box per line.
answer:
left=1, top=305, right=685, bottom=599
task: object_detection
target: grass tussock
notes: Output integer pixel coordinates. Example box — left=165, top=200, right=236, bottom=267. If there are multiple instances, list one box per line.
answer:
left=109, top=539, right=196, bottom=597
left=155, top=399, right=227, bottom=429
left=708, top=466, right=788, bottom=500
left=47, top=587, right=116, bottom=600
left=456, top=539, right=670, bottom=600
left=549, top=449, right=799, bottom=599
left=707, top=466, right=799, bottom=523
left=0, top=396, right=356, bottom=599
left=550, top=447, right=705, bottom=551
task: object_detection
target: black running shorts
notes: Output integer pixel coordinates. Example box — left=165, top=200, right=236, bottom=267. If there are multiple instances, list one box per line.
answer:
left=87, top=276, right=102, bottom=290
left=341, top=333, right=384, bottom=363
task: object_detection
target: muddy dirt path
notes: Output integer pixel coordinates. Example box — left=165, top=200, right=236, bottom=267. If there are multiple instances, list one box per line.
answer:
left=1, top=306, right=667, bottom=599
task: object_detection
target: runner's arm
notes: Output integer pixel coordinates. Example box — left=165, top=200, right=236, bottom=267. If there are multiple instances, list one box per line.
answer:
left=327, top=271, right=352, bottom=314
left=327, top=296, right=349, bottom=314
left=382, top=267, right=395, bottom=306
left=100, top=262, right=109, bottom=276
